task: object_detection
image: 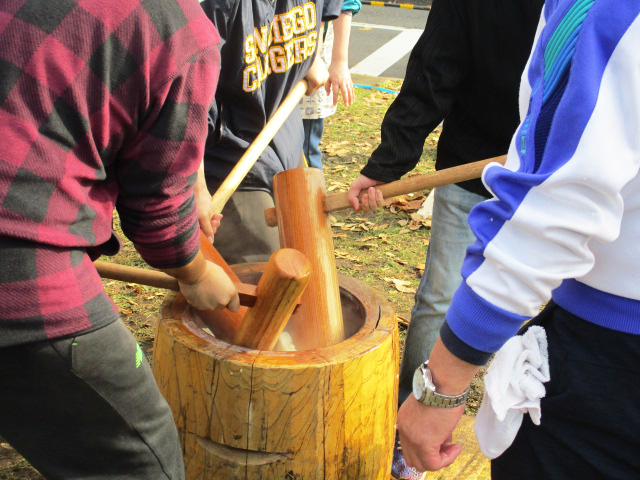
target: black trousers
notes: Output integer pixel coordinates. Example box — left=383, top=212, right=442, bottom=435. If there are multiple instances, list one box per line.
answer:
left=492, top=303, right=640, bottom=480
left=0, top=320, right=184, bottom=480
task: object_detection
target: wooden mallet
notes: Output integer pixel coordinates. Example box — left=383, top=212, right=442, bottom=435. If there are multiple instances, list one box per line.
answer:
left=232, top=248, right=311, bottom=350
left=94, top=260, right=258, bottom=306
left=95, top=249, right=309, bottom=349
left=195, top=79, right=309, bottom=339
left=265, top=155, right=507, bottom=350
left=271, top=167, right=346, bottom=350
left=265, top=155, right=507, bottom=226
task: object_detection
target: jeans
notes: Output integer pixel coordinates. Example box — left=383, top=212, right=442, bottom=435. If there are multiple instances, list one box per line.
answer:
left=0, top=320, right=184, bottom=479
left=302, top=118, right=325, bottom=169
left=398, top=183, right=486, bottom=406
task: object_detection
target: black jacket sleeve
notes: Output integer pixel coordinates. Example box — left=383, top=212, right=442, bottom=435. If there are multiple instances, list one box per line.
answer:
left=362, top=0, right=470, bottom=182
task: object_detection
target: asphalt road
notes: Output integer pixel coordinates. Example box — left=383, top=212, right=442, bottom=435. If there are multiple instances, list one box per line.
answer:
left=348, top=5, right=429, bottom=79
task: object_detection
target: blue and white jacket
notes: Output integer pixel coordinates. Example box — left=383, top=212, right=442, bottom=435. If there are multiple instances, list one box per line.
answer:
left=442, top=0, right=640, bottom=364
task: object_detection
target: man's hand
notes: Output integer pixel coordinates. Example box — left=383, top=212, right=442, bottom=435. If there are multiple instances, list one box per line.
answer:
left=178, top=260, right=240, bottom=312
left=398, top=338, right=480, bottom=472
left=397, top=395, right=465, bottom=472
left=194, top=161, right=221, bottom=243
left=347, top=174, right=385, bottom=211
left=162, top=252, right=239, bottom=312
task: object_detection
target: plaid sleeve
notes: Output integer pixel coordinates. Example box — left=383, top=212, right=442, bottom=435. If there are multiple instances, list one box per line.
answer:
left=116, top=44, right=220, bottom=269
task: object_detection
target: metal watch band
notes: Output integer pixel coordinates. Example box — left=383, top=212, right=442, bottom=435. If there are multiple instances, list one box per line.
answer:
left=420, top=388, right=469, bottom=408
left=415, top=362, right=470, bottom=408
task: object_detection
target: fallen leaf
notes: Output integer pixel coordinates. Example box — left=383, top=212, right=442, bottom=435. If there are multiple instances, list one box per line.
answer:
left=390, top=278, right=416, bottom=294
left=334, top=250, right=359, bottom=261
left=394, top=285, right=416, bottom=294
left=387, top=194, right=427, bottom=213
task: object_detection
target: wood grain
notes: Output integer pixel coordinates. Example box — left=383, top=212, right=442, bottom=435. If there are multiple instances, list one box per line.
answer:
left=272, top=167, right=345, bottom=349
left=93, top=259, right=258, bottom=307
left=197, top=230, right=247, bottom=338
left=153, top=264, right=399, bottom=480
left=264, top=156, right=506, bottom=227
left=232, top=248, right=311, bottom=350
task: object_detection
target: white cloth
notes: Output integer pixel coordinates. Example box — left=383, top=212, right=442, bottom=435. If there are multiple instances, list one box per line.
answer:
left=474, top=325, right=550, bottom=459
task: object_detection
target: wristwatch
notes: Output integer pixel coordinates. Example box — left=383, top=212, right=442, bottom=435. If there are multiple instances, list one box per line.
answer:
left=412, top=361, right=469, bottom=408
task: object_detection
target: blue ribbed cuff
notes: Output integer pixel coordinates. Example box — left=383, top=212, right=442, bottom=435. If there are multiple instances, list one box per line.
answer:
left=445, top=282, right=529, bottom=355
left=440, top=321, right=493, bottom=366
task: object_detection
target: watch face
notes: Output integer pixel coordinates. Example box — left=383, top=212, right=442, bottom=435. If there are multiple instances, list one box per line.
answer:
left=412, top=366, right=425, bottom=401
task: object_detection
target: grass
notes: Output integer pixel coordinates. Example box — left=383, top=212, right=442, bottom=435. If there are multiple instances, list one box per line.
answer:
left=0, top=79, right=488, bottom=480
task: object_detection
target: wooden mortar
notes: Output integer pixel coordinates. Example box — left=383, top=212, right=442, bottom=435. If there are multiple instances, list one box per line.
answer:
left=153, top=262, right=399, bottom=480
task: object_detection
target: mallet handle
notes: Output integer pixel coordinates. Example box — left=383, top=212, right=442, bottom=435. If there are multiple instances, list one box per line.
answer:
left=94, top=260, right=258, bottom=308
left=209, top=80, right=309, bottom=216
left=197, top=81, right=309, bottom=328
left=264, top=155, right=506, bottom=226
left=327, top=155, right=505, bottom=212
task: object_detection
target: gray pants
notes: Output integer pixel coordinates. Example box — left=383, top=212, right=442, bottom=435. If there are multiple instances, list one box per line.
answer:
left=208, top=188, right=281, bottom=265
left=0, top=320, right=184, bottom=480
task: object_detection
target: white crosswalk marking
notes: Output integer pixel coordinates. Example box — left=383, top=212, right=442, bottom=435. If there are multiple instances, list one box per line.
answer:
left=349, top=24, right=423, bottom=77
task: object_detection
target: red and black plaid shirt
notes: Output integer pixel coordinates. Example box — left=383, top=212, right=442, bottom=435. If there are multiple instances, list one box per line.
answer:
left=0, top=0, right=220, bottom=347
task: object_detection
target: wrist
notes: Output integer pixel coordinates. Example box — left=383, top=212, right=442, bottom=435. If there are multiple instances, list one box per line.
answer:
left=427, top=338, right=478, bottom=395
left=412, top=361, right=469, bottom=408
left=428, top=363, right=471, bottom=396
left=162, top=252, right=207, bottom=285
